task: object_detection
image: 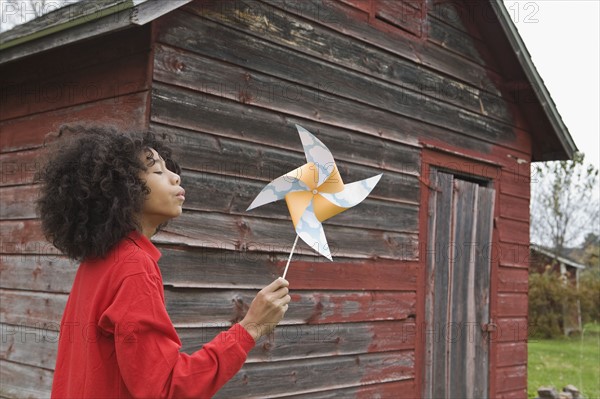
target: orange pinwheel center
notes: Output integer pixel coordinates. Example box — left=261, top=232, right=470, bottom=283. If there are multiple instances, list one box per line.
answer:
left=284, top=162, right=347, bottom=227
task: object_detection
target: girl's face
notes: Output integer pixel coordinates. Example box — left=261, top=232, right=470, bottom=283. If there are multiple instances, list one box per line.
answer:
left=139, top=148, right=184, bottom=226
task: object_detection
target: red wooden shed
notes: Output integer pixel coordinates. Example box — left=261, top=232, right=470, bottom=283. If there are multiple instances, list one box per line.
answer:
left=0, top=0, right=577, bottom=397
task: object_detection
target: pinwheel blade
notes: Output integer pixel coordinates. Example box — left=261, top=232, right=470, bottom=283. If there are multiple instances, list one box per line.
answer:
left=247, top=173, right=310, bottom=211
left=296, top=124, right=336, bottom=187
left=319, top=174, right=383, bottom=208
left=295, top=201, right=332, bottom=261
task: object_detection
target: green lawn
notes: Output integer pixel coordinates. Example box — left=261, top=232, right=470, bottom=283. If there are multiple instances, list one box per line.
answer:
left=528, top=323, right=600, bottom=398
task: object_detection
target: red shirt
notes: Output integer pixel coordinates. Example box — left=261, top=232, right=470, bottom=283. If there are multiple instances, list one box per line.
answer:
left=51, top=231, right=255, bottom=398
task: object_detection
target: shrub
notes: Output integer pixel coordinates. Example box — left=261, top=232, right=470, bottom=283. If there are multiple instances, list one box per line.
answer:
left=528, top=269, right=578, bottom=338
left=579, top=272, right=600, bottom=325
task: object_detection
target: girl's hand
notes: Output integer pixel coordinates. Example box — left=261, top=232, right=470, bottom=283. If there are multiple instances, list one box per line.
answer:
left=239, top=278, right=291, bottom=341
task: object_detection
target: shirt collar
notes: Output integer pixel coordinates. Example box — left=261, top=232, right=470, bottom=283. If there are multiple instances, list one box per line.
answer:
left=126, top=230, right=161, bottom=262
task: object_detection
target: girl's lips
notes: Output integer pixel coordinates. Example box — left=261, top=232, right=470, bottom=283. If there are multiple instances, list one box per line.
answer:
left=176, top=189, right=185, bottom=200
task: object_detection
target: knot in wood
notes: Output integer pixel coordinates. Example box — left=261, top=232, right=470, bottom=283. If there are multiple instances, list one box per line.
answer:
left=262, top=341, right=273, bottom=351
left=174, top=59, right=185, bottom=72
left=237, top=220, right=250, bottom=232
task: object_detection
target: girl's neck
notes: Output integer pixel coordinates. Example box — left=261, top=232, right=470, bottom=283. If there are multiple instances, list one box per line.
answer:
left=138, top=215, right=161, bottom=239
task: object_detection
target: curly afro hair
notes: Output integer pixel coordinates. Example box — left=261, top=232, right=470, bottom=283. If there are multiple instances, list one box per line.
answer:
left=36, top=124, right=181, bottom=261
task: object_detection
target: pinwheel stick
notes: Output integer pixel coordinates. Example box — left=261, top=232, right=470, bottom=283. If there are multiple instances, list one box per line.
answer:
left=282, top=234, right=299, bottom=279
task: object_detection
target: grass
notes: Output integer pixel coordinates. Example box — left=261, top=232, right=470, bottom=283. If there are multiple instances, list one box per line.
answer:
left=528, top=323, right=600, bottom=398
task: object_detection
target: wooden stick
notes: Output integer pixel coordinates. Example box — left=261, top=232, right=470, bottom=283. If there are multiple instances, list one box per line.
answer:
left=282, top=234, right=299, bottom=279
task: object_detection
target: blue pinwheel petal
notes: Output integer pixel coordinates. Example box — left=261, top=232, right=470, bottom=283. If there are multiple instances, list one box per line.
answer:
left=319, top=174, right=382, bottom=208
left=247, top=174, right=311, bottom=211
left=295, top=201, right=332, bottom=261
left=296, top=125, right=336, bottom=187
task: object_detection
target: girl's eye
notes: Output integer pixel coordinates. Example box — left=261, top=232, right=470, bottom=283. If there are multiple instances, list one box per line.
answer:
left=154, top=171, right=163, bottom=175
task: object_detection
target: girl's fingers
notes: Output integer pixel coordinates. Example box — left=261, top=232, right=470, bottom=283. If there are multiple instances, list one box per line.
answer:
left=275, top=295, right=291, bottom=307
left=265, top=277, right=289, bottom=291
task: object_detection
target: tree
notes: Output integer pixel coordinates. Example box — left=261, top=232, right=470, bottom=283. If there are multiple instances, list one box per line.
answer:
left=530, top=152, right=599, bottom=257
left=530, top=154, right=600, bottom=335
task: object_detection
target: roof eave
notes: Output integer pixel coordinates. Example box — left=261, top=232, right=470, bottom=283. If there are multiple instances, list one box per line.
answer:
left=0, top=0, right=192, bottom=65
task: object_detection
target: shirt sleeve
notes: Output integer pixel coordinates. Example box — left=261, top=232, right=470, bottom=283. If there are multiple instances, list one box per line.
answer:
left=98, top=271, right=255, bottom=398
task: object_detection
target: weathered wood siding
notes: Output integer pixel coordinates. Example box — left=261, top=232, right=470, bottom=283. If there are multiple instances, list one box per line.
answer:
left=1, top=0, right=535, bottom=397
left=148, top=0, right=531, bottom=397
left=0, top=26, right=154, bottom=397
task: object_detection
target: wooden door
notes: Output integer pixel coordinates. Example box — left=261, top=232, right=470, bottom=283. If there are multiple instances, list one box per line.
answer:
left=423, top=170, right=495, bottom=398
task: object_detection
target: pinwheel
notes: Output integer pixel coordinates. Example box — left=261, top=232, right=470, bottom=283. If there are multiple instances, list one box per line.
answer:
left=247, top=125, right=382, bottom=278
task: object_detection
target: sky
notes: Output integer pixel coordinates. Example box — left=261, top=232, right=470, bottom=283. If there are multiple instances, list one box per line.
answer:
left=503, top=0, right=600, bottom=170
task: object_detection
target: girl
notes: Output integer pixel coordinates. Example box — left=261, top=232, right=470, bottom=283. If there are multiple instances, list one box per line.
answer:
left=37, top=125, right=290, bottom=398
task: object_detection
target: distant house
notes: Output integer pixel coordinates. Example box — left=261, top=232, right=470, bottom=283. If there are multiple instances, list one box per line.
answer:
left=0, top=0, right=577, bottom=398
left=530, top=244, right=586, bottom=284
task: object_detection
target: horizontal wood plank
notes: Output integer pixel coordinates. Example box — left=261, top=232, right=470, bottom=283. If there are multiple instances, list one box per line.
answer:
left=374, top=0, right=424, bottom=37
left=496, top=342, right=527, bottom=368
left=497, top=218, right=529, bottom=245
left=179, top=320, right=416, bottom=362
left=214, top=350, right=414, bottom=398
left=157, top=211, right=419, bottom=260
left=497, top=266, right=528, bottom=293
left=500, top=167, right=531, bottom=199
left=0, top=149, right=42, bottom=187
left=0, top=323, right=58, bottom=370
left=494, top=317, right=530, bottom=342
left=0, top=360, right=53, bottom=398
left=428, top=1, right=483, bottom=39
left=495, top=365, right=527, bottom=392
left=497, top=293, right=528, bottom=318
left=0, top=256, right=77, bottom=294
left=164, top=287, right=416, bottom=326
left=0, top=289, right=66, bottom=327
left=0, top=220, right=51, bottom=252
left=495, top=241, right=530, bottom=269
left=499, top=193, right=529, bottom=221
left=287, top=379, right=415, bottom=398
left=0, top=92, right=149, bottom=153
left=495, top=388, right=528, bottom=399
left=160, top=246, right=418, bottom=291
left=0, top=185, right=38, bottom=219
left=337, top=0, right=370, bottom=14
left=428, top=15, right=487, bottom=66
